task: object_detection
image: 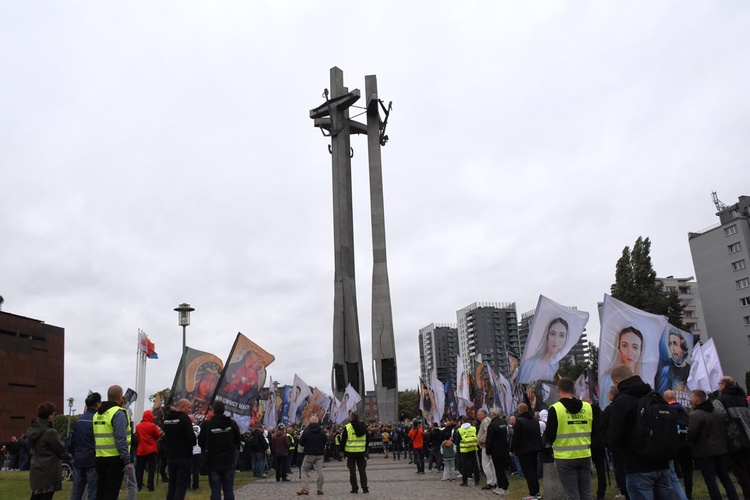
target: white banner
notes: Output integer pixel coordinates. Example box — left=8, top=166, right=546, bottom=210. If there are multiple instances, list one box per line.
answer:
left=598, top=294, right=668, bottom=409
left=518, top=295, right=589, bottom=384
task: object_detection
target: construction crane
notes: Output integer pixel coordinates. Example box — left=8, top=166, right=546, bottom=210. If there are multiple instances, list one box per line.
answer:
left=712, top=191, right=727, bottom=211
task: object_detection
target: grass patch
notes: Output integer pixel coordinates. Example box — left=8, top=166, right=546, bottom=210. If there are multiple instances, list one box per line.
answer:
left=0, top=470, right=255, bottom=499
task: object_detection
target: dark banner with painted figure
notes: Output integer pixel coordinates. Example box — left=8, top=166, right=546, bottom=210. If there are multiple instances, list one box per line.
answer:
left=598, top=294, right=667, bottom=409
left=519, top=295, right=589, bottom=384
left=212, top=333, right=275, bottom=431
left=655, top=324, right=694, bottom=408
left=168, top=347, right=223, bottom=419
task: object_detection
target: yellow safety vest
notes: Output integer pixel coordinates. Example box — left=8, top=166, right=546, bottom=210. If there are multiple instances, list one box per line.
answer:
left=344, top=423, right=366, bottom=453
left=550, top=401, right=592, bottom=460
left=287, top=433, right=295, bottom=450
left=93, top=406, right=131, bottom=458
left=458, top=425, right=478, bottom=453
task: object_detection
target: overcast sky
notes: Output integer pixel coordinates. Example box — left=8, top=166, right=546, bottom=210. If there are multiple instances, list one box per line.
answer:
left=2, top=2, right=748, bottom=406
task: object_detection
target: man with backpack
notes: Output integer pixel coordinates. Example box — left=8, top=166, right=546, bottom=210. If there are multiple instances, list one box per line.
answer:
left=606, top=365, right=674, bottom=499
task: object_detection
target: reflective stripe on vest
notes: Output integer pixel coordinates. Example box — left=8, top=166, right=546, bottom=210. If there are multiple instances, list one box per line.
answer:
left=550, top=401, right=592, bottom=460
left=93, top=406, right=131, bottom=458
left=458, top=425, right=478, bottom=453
left=344, top=423, right=366, bottom=453
left=287, top=433, right=295, bottom=450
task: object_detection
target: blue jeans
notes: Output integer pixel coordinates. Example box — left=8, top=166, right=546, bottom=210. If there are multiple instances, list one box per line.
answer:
left=70, top=466, right=97, bottom=500
left=208, top=464, right=235, bottom=500
left=668, top=461, right=688, bottom=500
left=625, top=469, right=672, bottom=500
left=251, top=452, right=266, bottom=477
left=166, top=458, right=191, bottom=500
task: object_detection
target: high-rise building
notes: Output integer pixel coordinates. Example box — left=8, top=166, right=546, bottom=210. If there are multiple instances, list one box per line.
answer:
left=0, top=310, right=64, bottom=440
left=418, top=323, right=458, bottom=389
left=456, top=302, right=519, bottom=380
left=655, top=276, right=707, bottom=340
left=688, top=194, right=750, bottom=386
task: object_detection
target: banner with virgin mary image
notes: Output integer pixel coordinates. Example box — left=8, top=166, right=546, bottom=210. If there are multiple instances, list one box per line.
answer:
left=598, top=294, right=667, bottom=409
left=654, top=324, right=694, bottom=407
left=518, top=295, right=590, bottom=384
left=212, top=333, right=275, bottom=431
left=168, top=347, right=223, bottom=420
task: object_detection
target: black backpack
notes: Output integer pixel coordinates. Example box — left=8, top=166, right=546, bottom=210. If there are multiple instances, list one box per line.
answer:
left=632, top=391, right=679, bottom=462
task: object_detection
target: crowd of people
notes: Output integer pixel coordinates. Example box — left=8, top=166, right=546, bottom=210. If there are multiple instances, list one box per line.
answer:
left=4, top=370, right=750, bottom=499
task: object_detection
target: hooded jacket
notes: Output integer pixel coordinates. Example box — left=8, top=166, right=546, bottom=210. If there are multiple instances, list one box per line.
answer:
left=510, top=411, right=543, bottom=456
left=136, top=410, right=162, bottom=456
left=544, top=397, right=583, bottom=444
left=94, top=401, right=131, bottom=464
left=28, top=418, right=69, bottom=491
left=606, top=375, right=668, bottom=473
left=299, top=422, right=327, bottom=455
left=485, top=416, right=509, bottom=458
left=688, top=399, right=728, bottom=458
left=340, top=419, right=368, bottom=456
left=200, top=413, right=241, bottom=468
left=162, top=408, right=196, bottom=460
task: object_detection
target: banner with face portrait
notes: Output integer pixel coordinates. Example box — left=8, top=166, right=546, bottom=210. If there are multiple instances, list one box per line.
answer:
left=168, top=347, right=223, bottom=420
left=419, top=377, right=433, bottom=423
left=654, top=325, right=694, bottom=407
left=264, top=376, right=277, bottom=429
left=212, top=333, right=275, bottom=431
left=285, top=374, right=312, bottom=425
left=443, top=379, right=458, bottom=420
left=455, top=354, right=472, bottom=417
left=299, top=387, right=331, bottom=426
left=574, top=369, right=593, bottom=401
left=429, top=371, right=445, bottom=424
left=518, top=295, right=590, bottom=384
left=598, top=295, right=667, bottom=409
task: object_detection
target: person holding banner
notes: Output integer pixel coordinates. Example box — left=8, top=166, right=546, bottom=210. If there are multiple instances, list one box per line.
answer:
left=519, top=318, right=569, bottom=383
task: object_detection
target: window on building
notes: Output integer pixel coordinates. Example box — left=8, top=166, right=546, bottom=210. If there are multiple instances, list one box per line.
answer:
left=729, top=242, right=742, bottom=254
left=744, top=316, right=750, bottom=327
left=733, top=260, right=747, bottom=272
left=679, top=286, right=692, bottom=294
left=730, top=209, right=738, bottom=219
left=741, top=297, right=750, bottom=307
left=737, top=278, right=750, bottom=290
left=725, top=225, right=738, bottom=236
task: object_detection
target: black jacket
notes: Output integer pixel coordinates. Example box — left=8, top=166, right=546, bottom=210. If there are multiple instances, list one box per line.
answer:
left=485, top=416, right=509, bottom=458
left=299, top=423, right=327, bottom=456
left=720, top=383, right=749, bottom=410
left=510, top=411, right=542, bottom=456
left=199, top=414, right=240, bottom=468
left=606, top=375, right=669, bottom=473
left=162, top=410, right=196, bottom=460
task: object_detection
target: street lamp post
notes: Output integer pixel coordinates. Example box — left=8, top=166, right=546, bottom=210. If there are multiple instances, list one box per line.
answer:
left=66, top=397, right=75, bottom=438
left=174, top=303, right=195, bottom=363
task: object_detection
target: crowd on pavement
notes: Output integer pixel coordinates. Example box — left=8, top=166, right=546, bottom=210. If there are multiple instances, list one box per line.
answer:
left=3, top=368, right=750, bottom=500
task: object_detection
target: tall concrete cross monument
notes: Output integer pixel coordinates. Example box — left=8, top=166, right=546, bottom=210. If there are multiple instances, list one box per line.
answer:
left=310, top=68, right=398, bottom=422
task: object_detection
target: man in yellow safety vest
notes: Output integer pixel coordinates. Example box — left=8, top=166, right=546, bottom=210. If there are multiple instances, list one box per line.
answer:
left=93, top=385, right=132, bottom=500
left=341, top=412, right=369, bottom=494
left=546, top=376, right=593, bottom=500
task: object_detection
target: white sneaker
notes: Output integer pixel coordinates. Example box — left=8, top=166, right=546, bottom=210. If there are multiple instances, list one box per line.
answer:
left=493, top=488, right=508, bottom=495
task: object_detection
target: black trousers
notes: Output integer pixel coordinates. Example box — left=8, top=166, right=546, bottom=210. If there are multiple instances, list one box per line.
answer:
left=460, top=450, right=480, bottom=484
left=518, top=452, right=540, bottom=496
left=347, top=454, right=368, bottom=491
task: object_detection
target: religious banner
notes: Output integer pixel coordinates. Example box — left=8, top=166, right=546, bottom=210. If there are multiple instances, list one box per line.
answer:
left=455, top=354, right=472, bottom=417
left=286, top=374, right=312, bottom=425
left=329, top=395, right=341, bottom=425
left=487, top=364, right=513, bottom=417
left=574, top=369, right=593, bottom=401
left=338, top=383, right=361, bottom=423
left=168, top=347, right=223, bottom=418
left=264, top=377, right=277, bottom=429
left=598, top=295, right=667, bottom=409
left=212, top=333, right=275, bottom=431
left=300, top=387, right=331, bottom=426
left=418, top=377, right=433, bottom=423
left=518, top=295, right=589, bottom=384
left=429, top=371, right=445, bottom=424
left=655, top=325, right=694, bottom=407
left=472, top=355, right=488, bottom=414
left=443, top=379, right=458, bottom=420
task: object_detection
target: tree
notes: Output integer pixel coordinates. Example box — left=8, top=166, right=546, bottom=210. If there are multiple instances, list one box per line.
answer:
left=397, top=389, right=419, bottom=421
left=610, top=236, right=685, bottom=328
left=150, top=387, right=172, bottom=406
left=588, top=342, right=599, bottom=376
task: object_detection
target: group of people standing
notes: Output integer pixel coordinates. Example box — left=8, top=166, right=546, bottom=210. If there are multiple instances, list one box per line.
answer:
left=27, top=384, right=242, bottom=500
